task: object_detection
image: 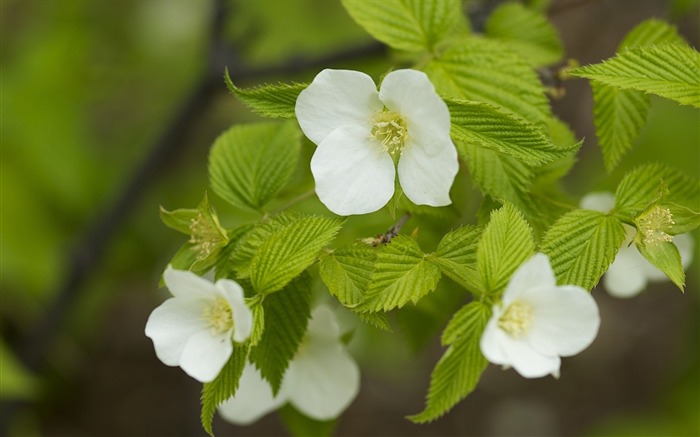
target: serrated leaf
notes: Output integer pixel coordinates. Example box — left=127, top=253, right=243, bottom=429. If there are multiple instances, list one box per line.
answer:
left=358, top=235, right=441, bottom=312
left=341, top=0, right=462, bottom=53
left=248, top=302, right=265, bottom=347
left=250, top=215, right=343, bottom=294
left=635, top=239, right=685, bottom=290
left=434, top=225, right=482, bottom=294
left=540, top=209, right=627, bottom=290
left=593, top=19, right=686, bottom=172
left=409, top=301, right=490, bottom=423
left=448, top=99, right=577, bottom=166
left=225, top=71, right=306, bottom=119
left=213, top=224, right=256, bottom=281
left=615, top=163, right=700, bottom=219
left=249, top=273, right=313, bottom=394
left=425, top=37, right=551, bottom=125
left=477, top=203, right=535, bottom=294
left=666, top=204, right=700, bottom=235
left=570, top=43, right=700, bottom=108
left=484, top=2, right=564, bottom=67
left=319, top=244, right=377, bottom=306
left=159, top=205, right=197, bottom=235
left=209, top=121, right=301, bottom=212
left=200, top=345, right=248, bottom=436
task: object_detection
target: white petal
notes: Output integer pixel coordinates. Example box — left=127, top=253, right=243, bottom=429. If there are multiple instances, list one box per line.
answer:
left=295, top=69, right=382, bottom=145
left=163, top=266, right=217, bottom=299
left=284, top=343, right=360, bottom=421
left=498, top=333, right=560, bottom=378
left=216, top=279, right=253, bottom=343
left=397, top=135, right=458, bottom=207
left=676, top=233, right=695, bottom=270
left=524, top=285, right=600, bottom=357
left=603, top=246, right=650, bottom=298
left=179, top=329, right=233, bottom=382
left=310, top=125, right=395, bottom=215
left=502, top=254, right=557, bottom=305
left=306, top=305, right=341, bottom=344
left=218, top=363, right=287, bottom=426
left=145, top=297, right=209, bottom=366
left=579, top=192, right=615, bottom=213
left=479, top=312, right=509, bottom=366
left=379, top=69, right=451, bottom=156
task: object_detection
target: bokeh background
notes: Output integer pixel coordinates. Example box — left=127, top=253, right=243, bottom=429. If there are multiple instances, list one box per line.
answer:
left=2, top=0, right=699, bottom=436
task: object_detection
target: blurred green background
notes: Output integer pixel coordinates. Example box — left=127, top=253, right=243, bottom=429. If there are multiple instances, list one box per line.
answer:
left=1, top=0, right=699, bottom=435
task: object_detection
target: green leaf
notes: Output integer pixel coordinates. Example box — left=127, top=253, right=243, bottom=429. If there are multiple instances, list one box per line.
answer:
left=319, top=244, right=377, bottom=306
left=0, top=340, right=38, bottom=399
left=225, top=71, right=306, bottom=119
left=248, top=301, right=265, bottom=347
left=570, top=43, right=700, bottom=108
left=540, top=210, right=627, bottom=290
left=666, top=204, right=700, bottom=235
left=209, top=121, right=301, bottom=212
left=425, top=37, right=552, bottom=124
left=250, top=215, right=343, bottom=294
left=615, top=163, right=700, bottom=219
left=433, top=225, right=482, bottom=294
left=408, top=301, right=491, bottom=423
left=341, top=0, right=462, bottom=53
left=635, top=238, right=685, bottom=290
left=484, top=2, right=564, bottom=67
left=447, top=99, right=577, bottom=166
left=200, top=345, right=249, bottom=436
left=592, top=19, right=685, bottom=171
left=278, top=404, right=336, bottom=437
left=249, top=273, right=313, bottom=394
left=477, top=203, right=535, bottom=294
left=159, top=205, right=197, bottom=235
left=357, top=235, right=441, bottom=312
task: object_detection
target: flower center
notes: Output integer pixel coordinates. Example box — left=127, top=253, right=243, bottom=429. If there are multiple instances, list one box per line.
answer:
left=498, top=301, right=533, bottom=337
left=370, top=110, right=408, bottom=156
left=189, top=212, right=226, bottom=260
left=637, top=206, right=674, bottom=244
left=203, top=296, right=234, bottom=335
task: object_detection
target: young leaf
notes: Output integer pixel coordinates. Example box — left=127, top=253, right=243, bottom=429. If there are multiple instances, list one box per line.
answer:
left=593, top=19, right=686, bottom=171
left=635, top=239, right=685, bottom=290
left=447, top=99, right=577, bottom=166
left=249, top=273, right=313, bottom=394
left=159, top=205, right=198, bottom=235
left=540, top=210, right=627, bottom=290
left=433, top=225, right=482, bottom=294
left=570, top=43, right=700, bottom=108
left=250, top=215, right=343, bottom=295
left=200, top=345, right=249, bottom=436
left=477, top=203, right=535, bottom=294
left=357, top=235, right=441, bottom=312
left=341, top=0, right=462, bottom=53
left=248, top=302, right=265, bottom=347
left=409, top=301, right=490, bottom=423
left=225, top=71, right=306, bottom=119
left=425, top=37, right=552, bottom=125
left=484, top=2, right=564, bottom=67
left=209, top=121, right=301, bottom=212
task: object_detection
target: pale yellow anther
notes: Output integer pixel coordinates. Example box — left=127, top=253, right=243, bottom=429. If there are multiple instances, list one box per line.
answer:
left=370, top=110, right=408, bottom=155
left=637, top=206, right=674, bottom=244
left=189, top=212, right=225, bottom=260
left=498, top=301, right=533, bottom=337
left=203, top=296, right=234, bottom=335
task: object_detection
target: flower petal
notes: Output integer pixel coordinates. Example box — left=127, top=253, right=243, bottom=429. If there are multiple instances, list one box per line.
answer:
left=603, top=246, right=650, bottom=298
left=218, top=363, right=287, bottom=426
left=284, top=343, right=360, bottom=421
left=498, top=333, right=561, bottom=378
left=524, top=285, right=600, bottom=357
left=163, top=266, right=217, bottom=299
left=306, top=305, right=341, bottom=344
left=295, top=69, right=382, bottom=145
left=479, top=312, right=509, bottom=366
left=502, top=254, right=557, bottom=305
left=216, top=279, right=253, bottom=343
left=310, top=125, right=395, bottom=215
left=579, top=192, right=615, bottom=213
left=145, top=297, right=209, bottom=366
left=179, top=329, right=233, bottom=382
left=379, top=69, right=451, bottom=156
left=397, top=134, right=458, bottom=207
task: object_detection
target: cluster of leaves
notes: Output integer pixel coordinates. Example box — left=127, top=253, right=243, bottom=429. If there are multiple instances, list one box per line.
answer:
left=158, top=0, right=700, bottom=434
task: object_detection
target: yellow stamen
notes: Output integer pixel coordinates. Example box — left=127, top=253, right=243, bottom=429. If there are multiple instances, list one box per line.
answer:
left=637, top=206, right=674, bottom=244
left=498, top=301, right=533, bottom=337
left=370, top=110, right=408, bottom=156
left=203, top=297, right=234, bottom=335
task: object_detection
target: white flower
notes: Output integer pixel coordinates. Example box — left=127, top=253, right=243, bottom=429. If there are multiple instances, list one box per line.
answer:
left=145, top=266, right=253, bottom=383
left=480, top=254, right=600, bottom=378
left=218, top=305, right=360, bottom=424
left=295, top=68, right=458, bottom=216
left=580, top=192, right=695, bottom=298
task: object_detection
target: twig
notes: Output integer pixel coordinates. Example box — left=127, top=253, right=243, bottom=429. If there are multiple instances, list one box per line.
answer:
left=365, top=213, right=412, bottom=246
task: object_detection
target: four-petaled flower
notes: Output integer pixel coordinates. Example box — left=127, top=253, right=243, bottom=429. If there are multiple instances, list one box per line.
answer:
left=295, top=68, right=458, bottom=216
left=145, top=266, right=253, bottom=383
left=480, top=253, right=600, bottom=378
left=218, top=305, right=360, bottom=424
left=580, top=192, right=695, bottom=298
